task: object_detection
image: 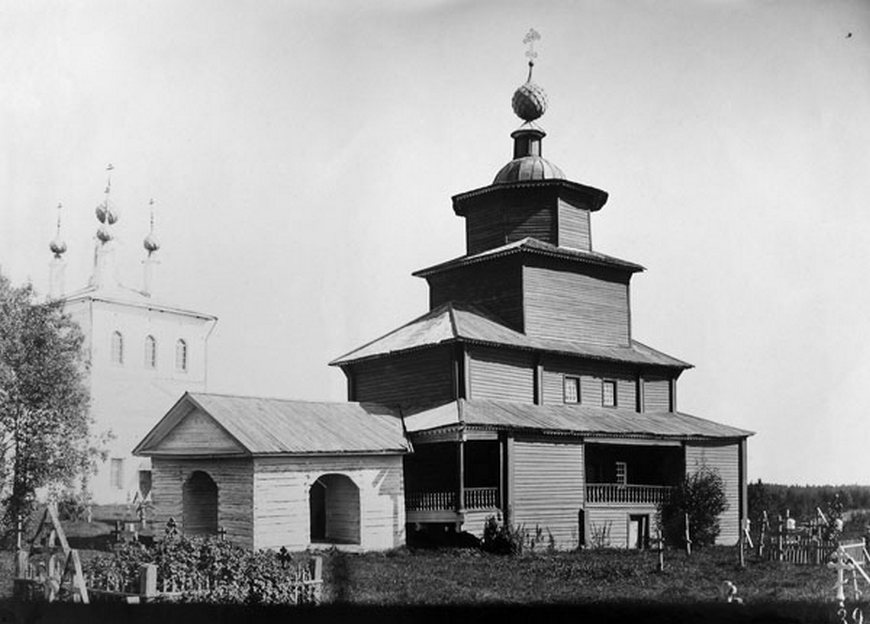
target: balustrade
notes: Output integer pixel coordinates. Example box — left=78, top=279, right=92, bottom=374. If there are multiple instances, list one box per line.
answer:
left=585, top=483, right=672, bottom=504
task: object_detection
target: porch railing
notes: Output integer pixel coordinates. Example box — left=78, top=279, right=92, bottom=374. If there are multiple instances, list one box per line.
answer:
left=406, top=487, right=499, bottom=511
left=586, top=483, right=672, bottom=505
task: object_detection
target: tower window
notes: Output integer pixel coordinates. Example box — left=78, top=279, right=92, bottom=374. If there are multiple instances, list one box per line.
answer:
left=144, top=335, right=157, bottom=369
left=110, top=458, right=125, bottom=489
left=615, top=461, right=627, bottom=486
left=111, top=331, right=124, bottom=365
left=563, top=376, right=580, bottom=403
left=602, top=380, right=617, bottom=407
left=175, top=339, right=188, bottom=372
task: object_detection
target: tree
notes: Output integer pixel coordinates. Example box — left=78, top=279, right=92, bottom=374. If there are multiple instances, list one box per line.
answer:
left=657, top=466, right=728, bottom=549
left=0, top=270, right=94, bottom=541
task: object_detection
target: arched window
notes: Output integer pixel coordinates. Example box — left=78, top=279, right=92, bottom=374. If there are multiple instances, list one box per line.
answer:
left=111, top=331, right=124, bottom=364
left=144, top=335, right=157, bottom=369
left=175, top=339, right=188, bottom=372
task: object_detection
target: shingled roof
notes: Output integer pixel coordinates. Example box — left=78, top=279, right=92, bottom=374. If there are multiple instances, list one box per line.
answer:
left=330, top=302, right=691, bottom=369
left=403, top=398, right=753, bottom=441
left=134, top=392, right=410, bottom=456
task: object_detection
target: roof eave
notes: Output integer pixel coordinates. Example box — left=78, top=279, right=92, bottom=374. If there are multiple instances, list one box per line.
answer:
left=451, top=179, right=609, bottom=215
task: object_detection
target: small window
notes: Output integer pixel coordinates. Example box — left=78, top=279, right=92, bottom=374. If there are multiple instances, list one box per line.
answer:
left=602, top=380, right=617, bottom=407
left=563, top=376, right=580, bottom=403
left=111, top=331, right=124, bottom=364
left=144, top=335, right=157, bottom=369
left=110, top=458, right=125, bottom=489
left=615, top=461, right=627, bottom=486
left=175, top=339, right=188, bottom=372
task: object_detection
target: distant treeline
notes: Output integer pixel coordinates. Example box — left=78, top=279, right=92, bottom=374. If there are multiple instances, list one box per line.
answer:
left=748, top=481, right=870, bottom=522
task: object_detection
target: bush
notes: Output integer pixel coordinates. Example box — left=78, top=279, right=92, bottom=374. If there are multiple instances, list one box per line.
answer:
left=481, top=516, right=527, bottom=555
left=657, top=466, right=728, bottom=549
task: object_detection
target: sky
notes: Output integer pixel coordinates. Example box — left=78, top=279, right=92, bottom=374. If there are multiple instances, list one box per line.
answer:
left=1, top=0, right=869, bottom=486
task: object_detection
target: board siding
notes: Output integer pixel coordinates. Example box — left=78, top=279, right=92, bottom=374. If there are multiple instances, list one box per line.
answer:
left=541, top=359, right=637, bottom=410
left=557, top=200, right=591, bottom=250
left=466, top=203, right=506, bottom=254
left=353, top=346, right=453, bottom=407
left=511, top=440, right=584, bottom=550
left=428, top=258, right=524, bottom=332
left=252, top=455, right=405, bottom=551
left=585, top=505, right=660, bottom=548
left=152, top=457, right=254, bottom=548
left=685, top=442, right=741, bottom=545
left=469, top=346, right=535, bottom=403
left=506, top=205, right=554, bottom=244
left=644, top=378, right=671, bottom=412
left=157, top=408, right=244, bottom=454
left=523, top=265, right=630, bottom=345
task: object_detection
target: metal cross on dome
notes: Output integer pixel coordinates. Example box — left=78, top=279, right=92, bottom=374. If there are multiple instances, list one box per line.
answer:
left=523, top=28, right=541, bottom=62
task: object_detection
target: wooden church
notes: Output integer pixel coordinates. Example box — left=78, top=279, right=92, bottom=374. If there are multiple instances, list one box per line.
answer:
left=136, top=53, right=752, bottom=551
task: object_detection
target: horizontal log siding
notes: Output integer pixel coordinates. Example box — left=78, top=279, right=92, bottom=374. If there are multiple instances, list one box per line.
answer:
left=468, top=346, right=535, bottom=403
left=585, top=505, right=660, bottom=548
left=352, top=346, right=453, bottom=407
left=427, top=258, right=524, bottom=332
left=685, top=442, right=740, bottom=545
left=252, top=455, right=405, bottom=551
left=540, top=358, right=637, bottom=409
left=511, top=440, right=584, bottom=549
left=151, top=457, right=254, bottom=548
left=523, top=264, right=631, bottom=346
left=506, top=205, right=553, bottom=245
left=466, top=203, right=506, bottom=254
left=557, top=200, right=591, bottom=250
left=643, top=378, right=671, bottom=412
left=157, top=408, right=245, bottom=454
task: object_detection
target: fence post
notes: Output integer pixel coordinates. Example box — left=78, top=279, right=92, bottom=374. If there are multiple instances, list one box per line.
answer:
left=684, top=513, right=692, bottom=556
left=139, top=564, right=157, bottom=601
left=738, top=523, right=745, bottom=568
left=777, top=514, right=784, bottom=562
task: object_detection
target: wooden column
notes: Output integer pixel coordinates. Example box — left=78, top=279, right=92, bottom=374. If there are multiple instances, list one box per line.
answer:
left=505, top=435, right=515, bottom=525
left=738, top=438, right=748, bottom=529
left=533, top=357, right=543, bottom=405
left=636, top=374, right=645, bottom=413
left=498, top=434, right=505, bottom=514
left=668, top=378, right=677, bottom=412
left=457, top=434, right=466, bottom=514
left=453, top=343, right=468, bottom=400
left=344, top=369, right=356, bottom=402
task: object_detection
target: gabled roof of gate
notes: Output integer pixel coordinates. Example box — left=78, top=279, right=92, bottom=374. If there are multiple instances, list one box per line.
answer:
left=329, top=302, right=691, bottom=369
left=134, top=392, right=410, bottom=457
left=402, top=398, right=753, bottom=440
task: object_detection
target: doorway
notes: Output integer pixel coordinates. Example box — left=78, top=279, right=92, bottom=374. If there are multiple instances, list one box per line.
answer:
left=628, top=514, right=650, bottom=549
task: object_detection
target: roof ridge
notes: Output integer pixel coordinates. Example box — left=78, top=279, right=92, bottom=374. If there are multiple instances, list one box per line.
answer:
left=191, top=391, right=395, bottom=410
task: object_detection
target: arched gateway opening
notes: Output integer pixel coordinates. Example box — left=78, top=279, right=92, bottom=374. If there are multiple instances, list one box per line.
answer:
left=309, top=474, right=360, bottom=545
left=183, top=470, right=218, bottom=536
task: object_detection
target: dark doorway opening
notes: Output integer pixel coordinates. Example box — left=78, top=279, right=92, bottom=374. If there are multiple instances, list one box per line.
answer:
left=183, top=471, right=218, bottom=536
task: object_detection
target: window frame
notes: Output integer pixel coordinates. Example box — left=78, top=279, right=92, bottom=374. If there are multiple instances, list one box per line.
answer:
left=562, top=375, right=581, bottom=404
left=602, top=380, right=617, bottom=407
left=144, top=335, right=157, bottom=369
left=110, top=331, right=124, bottom=365
left=175, top=339, right=188, bottom=372
left=110, top=458, right=125, bottom=489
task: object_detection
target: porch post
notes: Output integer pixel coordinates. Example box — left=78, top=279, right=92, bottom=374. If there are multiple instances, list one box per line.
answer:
left=457, top=432, right=466, bottom=515
left=498, top=434, right=505, bottom=515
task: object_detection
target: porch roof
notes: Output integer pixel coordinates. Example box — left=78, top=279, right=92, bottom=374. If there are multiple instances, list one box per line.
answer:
left=330, top=302, right=691, bottom=370
left=402, top=399, right=753, bottom=440
left=134, top=392, right=410, bottom=456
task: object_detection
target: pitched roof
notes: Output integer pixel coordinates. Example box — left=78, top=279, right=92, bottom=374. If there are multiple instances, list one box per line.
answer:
left=412, top=237, right=644, bottom=278
left=403, top=398, right=753, bottom=440
left=329, top=302, right=691, bottom=369
left=134, top=392, right=410, bottom=456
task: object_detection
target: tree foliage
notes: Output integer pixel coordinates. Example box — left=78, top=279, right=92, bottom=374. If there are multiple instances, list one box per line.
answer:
left=748, top=480, right=870, bottom=524
left=0, top=270, right=93, bottom=539
left=657, top=466, right=728, bottom=549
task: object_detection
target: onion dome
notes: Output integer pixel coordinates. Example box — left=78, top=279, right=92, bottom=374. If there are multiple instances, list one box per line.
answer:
left=143, top=232, right=160, bottom=255
left=512, top=78, right=548, bottom=122
left=96, top=225, right=113, bottom=243
left=49, top=236, right=67, bottom=258
left=49, top=203, right=67, bottom=258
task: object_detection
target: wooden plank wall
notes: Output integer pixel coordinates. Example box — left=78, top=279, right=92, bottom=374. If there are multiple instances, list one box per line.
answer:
left=557, top=200, right=591, bottom=250
left=352, top=346, right=453, bottom=407
left=505, top=205, right=554, bottom=245
left=523, top=264, right=630, bottom=345
left=511, top=439, right=584, bottom=550
left=322, top=475, right=361, bottom=544
left=585, top=504, right=660, bottom=548
left=157, top=409, right=245, bottom=455
left=427, top=259, right=524, bottom=332
left=468, top=346, right=535, bottom=403
left=252, top=455, right=405, bottom=551
left=465, top=203, right=506, bottom=254
left=151, top=457, right=254, bottom=548
left=685, top=442, right=740, bottom=545
left=643, top=378, right=671, bottom=412
left=540, top=358, right=637, bottom=409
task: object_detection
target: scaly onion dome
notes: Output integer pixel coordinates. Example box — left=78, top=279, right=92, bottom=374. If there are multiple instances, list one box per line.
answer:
left=95, top=203, right=119, bottom=224
left=96, top=203, right=106, bottom=223
left=143, top=232, right=160, bottom=254
left=96, top=225, right=113, bottom=243
left=494, top=155, right=565, bottom=184
left=512, top=78, right=548, bottom=122
left=49, top=236, right=67, bottom=258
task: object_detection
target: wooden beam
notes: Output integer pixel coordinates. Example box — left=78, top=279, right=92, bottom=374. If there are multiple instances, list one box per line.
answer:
left=498, top=434, right=505, bottom=513
left=738, top=438, right=748, bottom=527
left=636, top=374, right=644, bottom=413
left=505, top=435, right=515, bottom=525
left=533, top=357, right=543, bottom=405
left=457, top=436, right=466, bottom=514
left=668, top=378, right=677, bottom=412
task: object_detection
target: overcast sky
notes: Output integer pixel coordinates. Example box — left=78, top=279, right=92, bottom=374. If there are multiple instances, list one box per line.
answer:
left=2, top=0, right=869, bottom=485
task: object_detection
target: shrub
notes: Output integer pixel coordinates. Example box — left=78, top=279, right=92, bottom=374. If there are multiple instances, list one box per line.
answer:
left=657, top=466, right=728, bottom=549
left=481, top=516, right=527, bottom=555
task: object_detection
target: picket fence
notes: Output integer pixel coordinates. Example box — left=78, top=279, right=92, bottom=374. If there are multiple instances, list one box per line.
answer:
left=762, top=536, right=867, bottom=566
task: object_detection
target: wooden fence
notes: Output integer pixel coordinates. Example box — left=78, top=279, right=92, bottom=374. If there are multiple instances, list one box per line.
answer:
left=762, top=536, right=867, bottom=566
